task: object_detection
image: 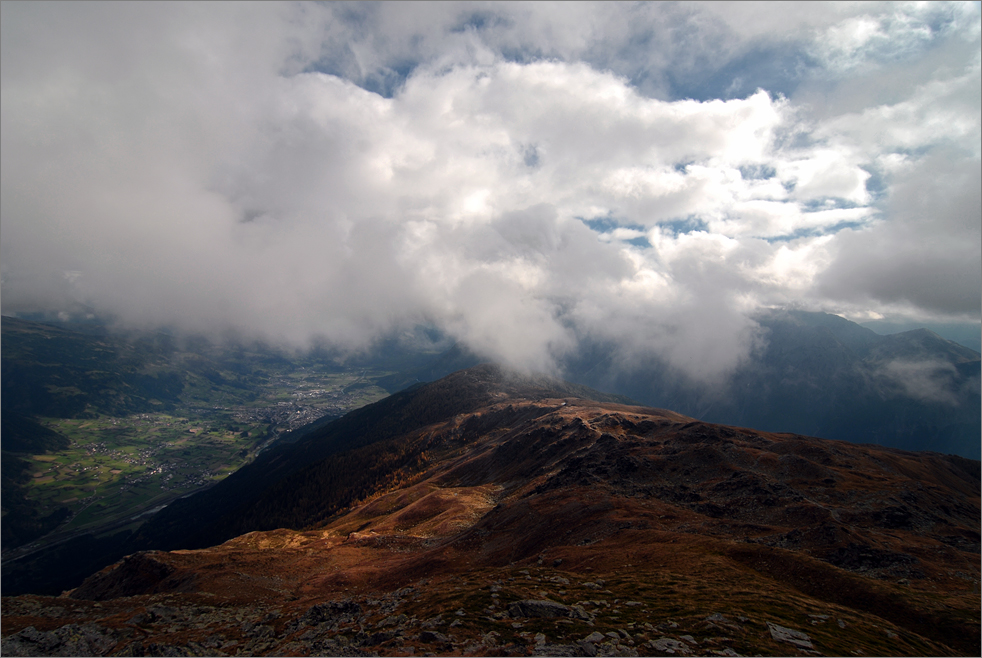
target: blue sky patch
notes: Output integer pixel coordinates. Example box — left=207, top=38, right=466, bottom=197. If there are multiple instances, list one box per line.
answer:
left=451, top=10, right=513, bottom=33
left=802, top=197, right=862, bottom=212
left=739, top=164, right=777, bottom=180
left=580, top=216, right=646, bottom=233
left=665, top=42, right=816, bottom=102
left=764, top=219, right=868, bottom=243
left=521, top=144, right=540, bottom=168
left=657, top=217, right=709, bottom=236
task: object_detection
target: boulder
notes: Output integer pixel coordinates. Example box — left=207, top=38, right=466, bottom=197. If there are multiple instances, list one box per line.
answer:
left=508, top=599, right=573, bottom=619
left=767, top=622, right=813, bottom=649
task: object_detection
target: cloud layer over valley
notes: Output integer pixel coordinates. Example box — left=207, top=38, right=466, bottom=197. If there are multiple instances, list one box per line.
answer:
left=2, top=2, right=979, bottom=382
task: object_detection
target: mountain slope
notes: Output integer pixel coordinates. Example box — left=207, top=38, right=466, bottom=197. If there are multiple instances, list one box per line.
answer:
left=0, top=366, right=636, bottom=595
left=127, top=365, right=637, bottom=552
left=2, top=365, right=978, bottom=656
left=0, top=414, right=73, bottom=550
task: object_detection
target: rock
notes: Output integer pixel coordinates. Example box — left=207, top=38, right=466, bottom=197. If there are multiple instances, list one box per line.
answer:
left=535, top=644, right=582, bottom=656
left=144, top=605, right=180, bottom=623
left=767, top=622, right=814, bottom=649
left=422, top=614, right=445, bottom=628
left=378, top=613, right=407, bottom=627
left=142, top=642, right=194, bottom=656
left=362, top=631, right=394, bottom=646
left=70, top=552, right=194, bottom=601
left=298, top=599, right=363, bottom=629
left=419, top=630, right=450, bottom=644
left=584, top=632, right=606, bottom=643
left=650, top=637, right=692, bottom=655
left=1, top=623, right=119, bottom=657
left=508, top=599, right=579, bottom=619
left=705, top=612, right=743, bottom=632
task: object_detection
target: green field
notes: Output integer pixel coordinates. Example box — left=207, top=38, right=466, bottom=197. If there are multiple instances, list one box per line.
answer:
left=26, top=413, right=263, bottom=534
left=13, top=366, right=393, bottom=552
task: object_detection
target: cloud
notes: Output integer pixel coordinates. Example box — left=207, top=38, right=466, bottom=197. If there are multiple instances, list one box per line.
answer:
left=815, top=153, right=982, bottom=318
left=878, top=359, right=963, bottom=406
left=1, top=2, right=979, bottom=385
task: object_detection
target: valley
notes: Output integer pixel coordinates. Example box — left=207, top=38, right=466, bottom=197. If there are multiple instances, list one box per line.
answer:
left=7, top=371, right=391, bottom=561
left=1, top=317, right=396, bottom=559
left=3, top=365, right=978, bottom=656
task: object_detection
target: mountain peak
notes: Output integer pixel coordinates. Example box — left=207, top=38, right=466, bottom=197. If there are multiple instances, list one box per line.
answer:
left=420, top=363, right=639, bottom=405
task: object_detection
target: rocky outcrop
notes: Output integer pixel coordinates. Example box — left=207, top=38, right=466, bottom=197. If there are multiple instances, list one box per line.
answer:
left=767, top=622, right=814, bottom=649
left=1, top=623, right=120, bottom=657
left=70, top=552, right=195, bottom=601
left=507, top=599, right=591, bottom=620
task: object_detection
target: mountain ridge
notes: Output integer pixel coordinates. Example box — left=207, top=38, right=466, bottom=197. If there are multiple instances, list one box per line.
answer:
left=3, top=365, right=979, bottom=656
left=0, top=366, right=640, bottom=595
left=379, top=311, right=982, bottom=458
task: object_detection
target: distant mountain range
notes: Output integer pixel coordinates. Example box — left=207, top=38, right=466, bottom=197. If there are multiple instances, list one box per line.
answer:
left=2, top=365, right=978, bottom=656
left=380, top=310, right=982, bottom=459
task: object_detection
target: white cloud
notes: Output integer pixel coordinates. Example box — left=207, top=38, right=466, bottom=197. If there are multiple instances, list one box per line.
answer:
left=809, top=2, right=977, bottom=75
left=1, top=1, right=978, bottom=385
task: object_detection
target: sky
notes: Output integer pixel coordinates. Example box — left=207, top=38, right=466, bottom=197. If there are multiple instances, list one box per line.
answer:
left=2, top=1, right=980, bottom=382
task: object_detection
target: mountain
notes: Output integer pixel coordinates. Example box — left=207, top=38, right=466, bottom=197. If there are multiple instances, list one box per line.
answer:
left=576, top=310, right=982, bottom=458
left=2, top=365, right=978, bottom=656
left=0, top=366, right=633, bottom=595
left=380, top=311, right=982, bottom=459
left=126, top=367, right=635, bottom=553
left=0, top=414, right=73, bottom=550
